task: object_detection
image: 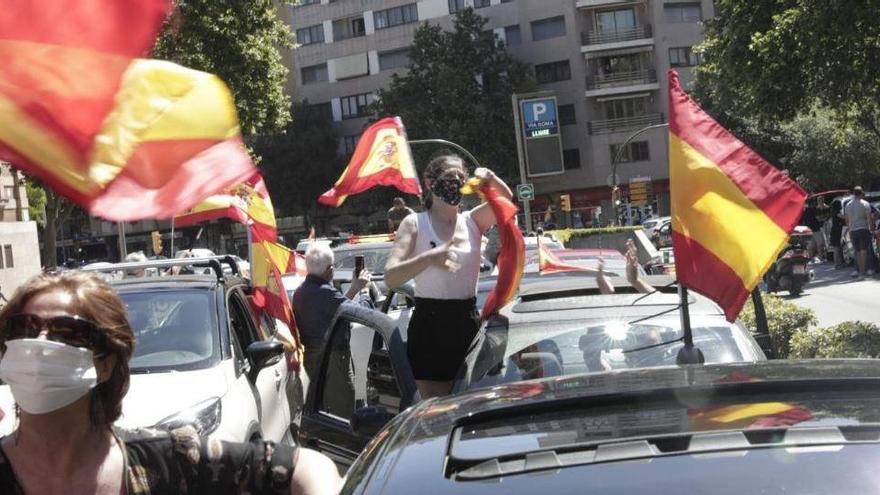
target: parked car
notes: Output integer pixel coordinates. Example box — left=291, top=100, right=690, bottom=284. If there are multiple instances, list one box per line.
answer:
left=642, top=215, right=672, bottom=238
left=0, top=257, right=303, bottom=443
left=300, top=277, right=766, bottom=467
left=342, top=359, right=880, bottom=494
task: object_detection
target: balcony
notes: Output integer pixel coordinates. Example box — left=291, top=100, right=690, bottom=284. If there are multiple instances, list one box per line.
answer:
left=588, top=113, right=664, bottom=135
left=576, top=0, right=643, bottom=9
left=581, top=25, right=653, bottom=54
left=585, top=69, right=658, bottom=97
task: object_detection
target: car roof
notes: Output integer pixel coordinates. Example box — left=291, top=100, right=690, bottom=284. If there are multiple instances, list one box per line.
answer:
left=332, top=241, right=394, bottom=252
left=111, top=275, right=234, bottom=292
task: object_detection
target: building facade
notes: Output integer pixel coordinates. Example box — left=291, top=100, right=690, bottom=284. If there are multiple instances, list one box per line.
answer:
left=280, top=0, right=713, bottom=225
left=0, top=163, right=40, bottom=295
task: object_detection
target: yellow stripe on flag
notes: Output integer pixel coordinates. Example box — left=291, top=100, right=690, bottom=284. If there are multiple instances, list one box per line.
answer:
left=670, top=134, right=789, bottom=288
left=703, top=402, right=796, bottom=424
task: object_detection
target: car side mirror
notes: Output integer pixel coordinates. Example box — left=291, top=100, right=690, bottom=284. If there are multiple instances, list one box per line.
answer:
left=351, top=405, right=395, bottom=437
left=246, top=341, right=284, bottom=379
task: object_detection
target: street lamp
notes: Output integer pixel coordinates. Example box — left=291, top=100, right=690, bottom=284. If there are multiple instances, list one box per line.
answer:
left=610, top=123, right=669, bottom=225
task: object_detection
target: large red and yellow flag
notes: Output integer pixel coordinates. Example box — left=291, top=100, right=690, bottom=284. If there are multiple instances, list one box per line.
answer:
left=668, top=70, right=806, bottom=321
left=0, top=0, right=257, bottom=221
left=318, top=117, right=420, bottom=207
left=462, top=179, right=525, bottom=321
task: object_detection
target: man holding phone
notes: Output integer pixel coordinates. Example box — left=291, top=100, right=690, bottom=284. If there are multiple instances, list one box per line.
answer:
left=293, top=244, right=376, bottom=418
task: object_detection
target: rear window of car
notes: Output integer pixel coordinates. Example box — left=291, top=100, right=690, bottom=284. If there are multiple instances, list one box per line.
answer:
left=333, top=247, right=392, bottom=273
left=121, top=289, right=220, bottom=373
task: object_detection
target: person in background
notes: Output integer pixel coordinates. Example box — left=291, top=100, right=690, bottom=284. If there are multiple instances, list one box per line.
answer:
left=844, top=186, right=874, bottom=278
left=800, top=198, right=825, bottom=263
left=387, top=197, right=415, bottom=233
left=830, top=197, right=846, bottom=268
left=123, top=251, right=147, bottom=278
left=292, top=243, right=375, bottom=418
left=0, top=271, right=339, bottom=495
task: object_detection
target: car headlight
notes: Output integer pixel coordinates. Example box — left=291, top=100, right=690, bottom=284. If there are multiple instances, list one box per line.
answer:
left=155, top=397, right=222, bottom=436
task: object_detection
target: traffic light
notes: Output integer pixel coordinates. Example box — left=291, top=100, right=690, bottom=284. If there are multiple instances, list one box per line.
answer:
left=611, top=187, right=621, bottom=206
left=560, top=194, right=571, bottom=212
left=151, top=231, right=162, bottom=255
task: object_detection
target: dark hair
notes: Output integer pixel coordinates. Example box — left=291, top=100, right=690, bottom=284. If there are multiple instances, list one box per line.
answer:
left=421, top=155, right=467, bottom=210
left=853, top=186, right=864, bottom=197
left=0, top=271, right=135, bottom=427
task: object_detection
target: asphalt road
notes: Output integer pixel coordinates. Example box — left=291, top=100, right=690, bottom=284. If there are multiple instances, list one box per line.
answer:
left=785, top=262, right=880, bottom=327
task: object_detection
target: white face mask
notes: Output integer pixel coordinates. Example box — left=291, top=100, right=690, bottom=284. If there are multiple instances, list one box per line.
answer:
left=0, top=339, right=98, bottom=415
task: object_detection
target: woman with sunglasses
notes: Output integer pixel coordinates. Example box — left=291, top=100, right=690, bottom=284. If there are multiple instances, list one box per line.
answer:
left=0, top=271, right=339, bottom=495
left=385, top=155, right=512, bottom=399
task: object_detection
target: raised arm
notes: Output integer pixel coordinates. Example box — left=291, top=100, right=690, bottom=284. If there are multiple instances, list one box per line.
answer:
left=470, top=168, right=514, bottom=233
left=384, top=215, right=450, bottom=289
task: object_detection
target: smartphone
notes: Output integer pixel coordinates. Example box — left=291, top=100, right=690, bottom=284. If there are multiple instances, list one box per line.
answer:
left=354, top=255, right=365, bottom=279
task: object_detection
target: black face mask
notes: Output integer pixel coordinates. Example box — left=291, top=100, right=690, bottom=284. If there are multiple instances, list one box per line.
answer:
left=431, top=178, right=463, bottom=206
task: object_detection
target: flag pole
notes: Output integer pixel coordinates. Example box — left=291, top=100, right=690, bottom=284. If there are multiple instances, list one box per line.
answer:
left=170, top=217, right=175, bottom=257
left=676, top=285, right=704, bottom=365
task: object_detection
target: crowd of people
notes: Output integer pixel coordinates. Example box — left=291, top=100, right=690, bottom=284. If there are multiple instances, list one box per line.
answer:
left=802, top=186, right=878, bottom=279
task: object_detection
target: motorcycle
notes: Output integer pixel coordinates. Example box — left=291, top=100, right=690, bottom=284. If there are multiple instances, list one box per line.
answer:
left=764, top=226, right=814, bottom=297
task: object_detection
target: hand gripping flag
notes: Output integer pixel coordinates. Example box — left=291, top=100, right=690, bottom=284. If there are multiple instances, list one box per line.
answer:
left=319, top=117, right=421, bottom=207
left=463, top=178, right=525, bottom=321
left=668, top=70, right=806, bottom=321
left=537, top=236, right=590, bottom=274
left=0, top=0, right=257, bottom=221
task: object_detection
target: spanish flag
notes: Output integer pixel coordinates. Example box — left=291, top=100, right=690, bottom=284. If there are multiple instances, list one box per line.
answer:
left=668, top=70, right=806, bottom=321
left=537, top=236, right=590, bottom=274
left=0, top=0, right=257, bottom=221
left=463, top=179, right=525, bottom=321
left=318, top=117, right=420, bottom=207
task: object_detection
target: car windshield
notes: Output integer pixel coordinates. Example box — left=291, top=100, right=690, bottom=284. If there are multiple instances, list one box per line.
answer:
left=462, top=316, right=761, bottom=391
left=334, top=246, right=392, bottom=274
left=121, top=289, right=220, bottom=373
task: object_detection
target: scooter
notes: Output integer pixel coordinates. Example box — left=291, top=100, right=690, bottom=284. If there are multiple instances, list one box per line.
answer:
left=764, top=226, right=815, bottom=296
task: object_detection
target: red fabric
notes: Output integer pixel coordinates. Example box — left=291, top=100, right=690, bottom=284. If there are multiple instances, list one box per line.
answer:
left=668, top=70, right=806, bottom=232
left=318, top=117, right=421, bottom=206
left=479, top=184, right=524, bottom=321
left=174, top=206, right=249, bottom=228
left=538, top=237, right=591, bottom=274
left=671, top=230, right=750, bottom=322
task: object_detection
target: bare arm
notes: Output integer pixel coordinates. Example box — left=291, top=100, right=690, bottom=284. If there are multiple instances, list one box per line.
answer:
left=470, top=168, right=514, bottom=233
left=384, top=215, right=450, bottom=289
left=625, top=239, right=653, bottom=294
left=290, top=448, right=342, bottom=495
left=597, top=258, right=614, bottom=295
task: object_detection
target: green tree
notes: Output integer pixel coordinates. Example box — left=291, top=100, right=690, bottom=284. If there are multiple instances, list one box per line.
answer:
left=372, top=8, right=535, bottom=181
left=255, top=102, right=342, bottom=223
left=153, top=0, right=293, bottom=137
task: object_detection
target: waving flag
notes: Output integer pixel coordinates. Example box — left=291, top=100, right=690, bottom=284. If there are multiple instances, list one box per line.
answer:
left=668, top=70, right=806, bottom=321
left=318, top=117, right=420, bottom=207
left=463, top=179, right=524, bottom=321
left=537, top=237, right=590, bottom=274
left=175, top=173, right=278, bottom=242
left=0, top=0, right=257, bottom=221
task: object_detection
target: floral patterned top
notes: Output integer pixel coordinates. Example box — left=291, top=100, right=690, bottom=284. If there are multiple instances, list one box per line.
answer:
left=0, top=426, right=299, bottom=494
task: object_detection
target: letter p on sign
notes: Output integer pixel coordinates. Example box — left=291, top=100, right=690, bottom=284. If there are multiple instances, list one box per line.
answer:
left=533, top=103, right=547, bottom=120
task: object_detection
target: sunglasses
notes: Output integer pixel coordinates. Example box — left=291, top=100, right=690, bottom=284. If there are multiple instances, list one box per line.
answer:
left=4, top=314, right=108, bottom=350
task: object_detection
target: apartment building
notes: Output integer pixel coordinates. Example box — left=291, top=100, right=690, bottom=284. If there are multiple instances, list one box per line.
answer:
left=279, top=0, right=714, bottom=224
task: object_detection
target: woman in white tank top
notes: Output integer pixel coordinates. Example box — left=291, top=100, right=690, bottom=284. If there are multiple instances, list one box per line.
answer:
left=385, top=155, right=512, bottom=399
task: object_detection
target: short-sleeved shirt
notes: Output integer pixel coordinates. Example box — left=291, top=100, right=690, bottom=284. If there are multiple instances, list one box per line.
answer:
left=387, top=207, right=414, bottom=230
left=292, top=275, right=372, bottom=350
left=845, top=198, right=872, bottom=232
left=0, top=426, right=298, bottom=495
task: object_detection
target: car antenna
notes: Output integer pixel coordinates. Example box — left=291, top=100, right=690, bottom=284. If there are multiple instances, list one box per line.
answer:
left=676, top=285, right=705, bottom=365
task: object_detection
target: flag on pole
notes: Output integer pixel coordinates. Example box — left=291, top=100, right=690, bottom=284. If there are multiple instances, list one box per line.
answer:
left=175, top=173, right=278, bottom=242
left=318, top=117, right=420, bottom=207
left=537, top=236, right=591, bottom=274
left=0, top=0, right=257, bottom=221
left=668, top=70, right=806, bottom=321
left=462, top=179, right=525, bottom=321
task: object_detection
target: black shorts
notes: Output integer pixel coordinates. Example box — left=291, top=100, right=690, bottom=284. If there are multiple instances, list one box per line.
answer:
left=830, top=223, right=843, bottom=247
left=851, top=229, right=872, bottom=252
left=407, top=297, right=480, bottom=381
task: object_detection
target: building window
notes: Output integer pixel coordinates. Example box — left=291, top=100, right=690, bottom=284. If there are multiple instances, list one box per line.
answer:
left=300, top=63, right=328, bottom=85
left=308, top=102, right=333, bottom=122
left=535, top=60, right=571, bottom=84
left=563, top=149, right=581, bottom=170
left=596, top=8, right=635, bottom=33
left=611, top=141, right=650, bottom=162
left=531, top=16, right=566, bottom=41
left=3, top=245, right=12, bottom=268
left=669, top=46, right=701, bottom=67
left=474, top=0, right=491, bottom=8
left=296, top=0, right=320, bottom=5
left=601, top=97, right=648, bottom=119
left=379, top=48, right=411, bottom=70
left=448, top=0, right=464, bottom=13
left=333, top=15, right=366, bottom=41
left=664, top=3, right=702, bottom=23
left=558, top=104, right=576, bottom=125
left=340, top=93, right=371, bottom=119
left=341, top=135, right=359, bottom=155
left=501, top=0, right=513, bottom=3
left=296, top=24, right=324, bottom=45
left=374, top=4, right=418, bottom=30
left=504, top=25, right=521, bottom=46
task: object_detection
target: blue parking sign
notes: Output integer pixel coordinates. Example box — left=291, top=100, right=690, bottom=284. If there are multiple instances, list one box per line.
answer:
left=521, top=98, right=558, bottom=138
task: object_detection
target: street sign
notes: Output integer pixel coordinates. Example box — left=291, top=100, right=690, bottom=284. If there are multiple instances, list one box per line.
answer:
left=520, top=98, right=559, bottom=138
left=629, top=177, right=652, bottom=206
left=516, top=183, right=535, bottom=201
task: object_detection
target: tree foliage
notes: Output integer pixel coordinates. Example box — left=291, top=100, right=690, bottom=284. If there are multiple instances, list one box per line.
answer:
left=153, top=0, right=293, bottom=137
left=372, top=9, right=535, bottom=181
left=790, top=321, right=880, bottom=359
left=739, top=293, right=817, bottom=359
left=255, top=102, right=341, bottom=220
